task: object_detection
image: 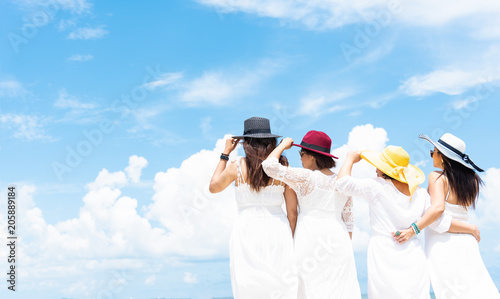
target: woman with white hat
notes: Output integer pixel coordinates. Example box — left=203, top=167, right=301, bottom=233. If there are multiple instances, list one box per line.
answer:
left=262, top=131, right=361, bottom=299
left=394, top=133, right=500, bottom=299
left=209, top=117, right=298, bottom=299
left=336, top=146, right=441, bottom=299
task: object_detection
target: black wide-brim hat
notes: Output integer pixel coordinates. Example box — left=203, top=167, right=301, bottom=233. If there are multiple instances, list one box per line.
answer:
left=232, top=117, right=281, bottom=139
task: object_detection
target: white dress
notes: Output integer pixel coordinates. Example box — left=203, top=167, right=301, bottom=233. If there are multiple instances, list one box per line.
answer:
left=262, top=157, right=361, bottom=299
left=335, top=176, right=435, bottom=299
left=426, top=191, right=500, bottom=299
left=230, top=157, right=297, bottom=299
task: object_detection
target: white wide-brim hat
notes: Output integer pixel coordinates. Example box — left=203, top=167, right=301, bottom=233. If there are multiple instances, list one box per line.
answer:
left=419, top=133, right=483, bottom=172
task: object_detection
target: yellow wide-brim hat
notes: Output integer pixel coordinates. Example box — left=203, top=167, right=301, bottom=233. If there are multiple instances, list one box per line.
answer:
left=361, top=145, right=425, bottom=198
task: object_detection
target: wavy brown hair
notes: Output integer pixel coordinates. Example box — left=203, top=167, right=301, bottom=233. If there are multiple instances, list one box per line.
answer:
left=438, top=154, right=483, bottom=209
left=243, top=137, right=288, bottom=192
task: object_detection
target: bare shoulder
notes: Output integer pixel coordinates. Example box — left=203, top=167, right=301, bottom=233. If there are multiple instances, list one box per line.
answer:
left=429, top=171, right=444, bottom=181
left=429, top=171, right=447, bottom=189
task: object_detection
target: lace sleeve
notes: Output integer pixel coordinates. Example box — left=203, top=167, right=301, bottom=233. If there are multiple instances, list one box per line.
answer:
left=262, top=157, right=313, bottom=196
left=341, top=196, right=354, bottom=232
left=335, top=176, right=382, bottom=204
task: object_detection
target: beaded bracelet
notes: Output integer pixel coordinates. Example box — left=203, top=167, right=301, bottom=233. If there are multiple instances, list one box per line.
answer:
left=220, top=153, right=229, bottom=161
left=411, top=223, right=421, bottom=235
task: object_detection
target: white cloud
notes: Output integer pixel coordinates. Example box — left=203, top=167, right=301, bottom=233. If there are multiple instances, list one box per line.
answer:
left=67, top=54, right=94, bottom=62
left=183, top=272, right=198, bottom=284
left=55, top=89, right=96, bottom=109
left=125, top=155, right=148, bottom=183
left=401, top=69, right=479, bottom=96
left=0, top=140, right=239, bottom=293
left=0, top=113, right=53, bottom=141
left=68, top=27, right=108, bottom=40
left=196, top=0, right=386, bottom=30
left=180, top=60, right=283, bottom=106
left=144, top=136, right=238, bottom=257
left=297, top=92, right=352, bottom=117
left=142, top=72, right=183, bottom=90
left=145, top=275, right=156, bottom=285
left=473, top=168, right=500, bottom=225
left=195, top=0, right=500, bottom=35
left=0, top=80, right=26, bottom=98
left=14, top=0, right=93, bottom=14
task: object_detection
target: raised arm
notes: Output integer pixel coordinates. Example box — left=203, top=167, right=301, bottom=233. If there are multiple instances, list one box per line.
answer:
left=284, top=185, right=298, bottom=236
left=335, top=151, right=381, bottom=201
left=209, top=138, right=240, bottom=193
left=337, top=150, right=362, bottom=180
left=262, top=137, right=313, bottom=196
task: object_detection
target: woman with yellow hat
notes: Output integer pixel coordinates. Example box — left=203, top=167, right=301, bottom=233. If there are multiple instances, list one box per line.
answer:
left=335, top=146, right=445, bottom=299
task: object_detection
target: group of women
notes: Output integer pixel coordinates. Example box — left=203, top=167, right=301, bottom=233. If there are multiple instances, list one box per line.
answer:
left=209, top=116, right=500, bottom=299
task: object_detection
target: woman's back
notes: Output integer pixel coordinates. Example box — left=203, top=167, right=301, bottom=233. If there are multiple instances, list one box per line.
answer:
left=234, top=157, right=285, bottom=207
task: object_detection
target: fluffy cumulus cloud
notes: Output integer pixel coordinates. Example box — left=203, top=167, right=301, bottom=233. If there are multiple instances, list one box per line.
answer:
left=144, top=136, right=238, bottom=257
left=0, top=136, right=239, bottom=295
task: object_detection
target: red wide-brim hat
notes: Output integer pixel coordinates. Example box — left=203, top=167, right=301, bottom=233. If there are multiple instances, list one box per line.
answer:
left=293, top=130, right=338, bottom=159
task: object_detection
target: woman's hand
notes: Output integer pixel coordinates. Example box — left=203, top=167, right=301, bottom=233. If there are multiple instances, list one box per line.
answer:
left=223, top=138, right=240, bottom=155
left=347, top=150, right=363, bottom=164
left=471, top=224, right=481, bottom=243
left=278, top=137, right=294, bottom=150
left=392, top=227, right=415, bottom=244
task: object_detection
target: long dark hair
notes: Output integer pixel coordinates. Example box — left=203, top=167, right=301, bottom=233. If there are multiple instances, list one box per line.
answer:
left=439, top=155, right=483, bottom=209
left=243, top=137, right=288, bottom=192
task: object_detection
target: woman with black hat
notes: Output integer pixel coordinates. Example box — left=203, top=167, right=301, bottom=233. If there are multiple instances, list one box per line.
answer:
left=209, top=117, right=298, bottom=299
left=262, top=131, right=361, bottom=299
left=394, top=133, right=499, bottom=299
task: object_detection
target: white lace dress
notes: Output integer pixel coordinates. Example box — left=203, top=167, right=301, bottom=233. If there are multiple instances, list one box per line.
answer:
left=230, top=158, right=297, bottom=299
left=335, top=176, right=436, bottom=299
left=262, top=157, right=361, bottom=299
left=426, top=200, right=500, bottom=299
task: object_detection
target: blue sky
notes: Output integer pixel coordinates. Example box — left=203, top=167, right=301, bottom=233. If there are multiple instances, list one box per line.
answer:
left=1, top=0, right=500, bottom=298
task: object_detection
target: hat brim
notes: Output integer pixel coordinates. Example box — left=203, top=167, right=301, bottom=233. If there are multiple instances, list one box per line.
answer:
left=360, top=150, right=425, bottom=185
left=232, top=133, right=282, bottom=139
left=418, top=134, right=476, bottom=171
left=292, top=143, right=338, bottom=159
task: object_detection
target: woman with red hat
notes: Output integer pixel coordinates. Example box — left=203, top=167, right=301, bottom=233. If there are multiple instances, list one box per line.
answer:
left=262, top=131, right=361, bottom=299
